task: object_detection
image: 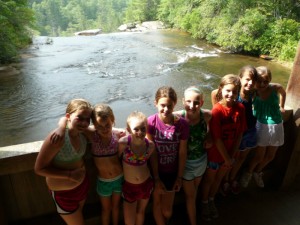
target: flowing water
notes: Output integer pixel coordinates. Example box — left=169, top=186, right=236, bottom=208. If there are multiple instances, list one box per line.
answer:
left=0, top=30, right=291, bottom=147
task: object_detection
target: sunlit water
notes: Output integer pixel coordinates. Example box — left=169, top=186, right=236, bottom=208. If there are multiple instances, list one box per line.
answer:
left=0, top=30, right=291, bottom=147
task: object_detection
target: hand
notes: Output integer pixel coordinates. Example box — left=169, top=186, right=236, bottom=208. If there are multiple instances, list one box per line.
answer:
left=204, top=140, right=213, bottom=149
left=118, top=129, right=126, bottom=138
left=50, top=128, right=65, bottom=144
left=222, top=158, right=233, bottom=170
left=68, top=167, right=85, bottom=183
left=173, top=177, right=182, bottom=192
left=154, top=178, right=166, bottom=194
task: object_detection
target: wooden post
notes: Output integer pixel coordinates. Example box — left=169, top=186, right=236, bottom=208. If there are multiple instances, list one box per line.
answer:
left=281, top=41, right=300, bottom=189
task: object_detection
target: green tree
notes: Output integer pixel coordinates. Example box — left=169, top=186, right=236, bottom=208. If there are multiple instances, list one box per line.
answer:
left=0, top=0, right=35, bottom=63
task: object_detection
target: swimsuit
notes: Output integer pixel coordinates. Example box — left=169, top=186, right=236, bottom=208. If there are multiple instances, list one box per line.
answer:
left=53, top=129, right=87, bottom=163
left=91, top=131, right=118, bottom=157
left=50, top=174, right=89, bottom=214
left=122, top=177, right=154, bottom=203
left=122, top=135, right=151, bottom=166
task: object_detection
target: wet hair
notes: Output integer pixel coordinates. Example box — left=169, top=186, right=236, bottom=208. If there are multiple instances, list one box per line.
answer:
left=126, top=111, right=147, bottom=130
left=92, top=104, right=115, bottom=125
left=239, top=65, right=258, bottom=82
left=256, top=66, right=272, bottom=81
left=215, top=74, right=241, bottom=102
left=155, top=86, right=177, bottom=104
left=184, top=86, right=203, bottom=99
left=66, top=99, right=92, bottom=114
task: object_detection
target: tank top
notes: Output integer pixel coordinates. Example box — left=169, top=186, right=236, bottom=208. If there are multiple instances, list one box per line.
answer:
left=181, top=110, right=207, bottom=160
left=122, top=135, right=151, bottom=166
left=53, top=130, right=87, bottom=163
left=253, top=89, right=282, bottom=124
left=237, top=94, right=256, bottom=129
left=91, top=131, right=118, bottom=157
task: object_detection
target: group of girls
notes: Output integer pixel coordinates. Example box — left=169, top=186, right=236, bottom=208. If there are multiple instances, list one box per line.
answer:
left=34, top=65, right=286, bottom=225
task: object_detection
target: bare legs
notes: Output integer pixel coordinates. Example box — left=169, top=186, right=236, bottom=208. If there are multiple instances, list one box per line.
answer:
left=100, top=193, right=121, bottom=225
left=152, top=189, right=176, bottom=225
left=60, top=200, right=86, bottom=225
left=247, top=146, right=278, bottom=174
left=123, top=199, right=149, bottom=225
left=182, top=177, right=202, bottom=225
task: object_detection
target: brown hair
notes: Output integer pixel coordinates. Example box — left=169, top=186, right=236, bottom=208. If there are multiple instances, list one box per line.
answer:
left=239, top=65, right=258, bottom=82
left=256, top=66, right=272, bottom=81
left=155, top=86, right=177, bottom=104
left=215, top=74, right=241, bottom=102
left=66, top=99, right=92, bottom=114
left=92, top=104, right=115, bottom=125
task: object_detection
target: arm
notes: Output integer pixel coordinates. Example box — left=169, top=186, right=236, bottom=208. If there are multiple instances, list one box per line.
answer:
left=50, top=117, right=68, bottom=144
left=275, top=83, right=286, bottom=113
left=211, top=89, right=218, bottom=106
left=203, top=109, right=213, bottom=149
left=113, top=127, right=126, bottom=139
left=35, top=133, right=69, bottom=180
left=215, top=138, right=233, bottom=168
left=173, top=139, right=187, bottom=192
left=118, top=136, right=127, bottom=158
left=147, top=132, right=166, bottom=192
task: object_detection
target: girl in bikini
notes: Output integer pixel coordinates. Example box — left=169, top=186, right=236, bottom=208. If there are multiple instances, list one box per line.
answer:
left=51, top=104, right=125, bottom=225
left=35, top=99, right=92, bottom=225
left=118, top=111, right=155, bottom=225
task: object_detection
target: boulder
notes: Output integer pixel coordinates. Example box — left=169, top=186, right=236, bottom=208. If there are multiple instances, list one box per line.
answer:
left=74, top=29, right=102, bottom=36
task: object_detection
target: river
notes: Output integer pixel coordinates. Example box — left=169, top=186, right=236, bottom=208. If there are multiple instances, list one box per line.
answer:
left=0, top=30, right=291, bottom=147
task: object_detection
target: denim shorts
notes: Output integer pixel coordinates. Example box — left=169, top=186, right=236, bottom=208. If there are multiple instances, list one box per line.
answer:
left=239, top=127, right=257, bottom=151
left=207, top=161, right=224, bottom=170
left=183, top=155, right=207, bottom=181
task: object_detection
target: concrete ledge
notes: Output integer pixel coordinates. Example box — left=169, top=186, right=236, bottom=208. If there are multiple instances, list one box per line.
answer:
left=0, top=141, right=43, bottom=175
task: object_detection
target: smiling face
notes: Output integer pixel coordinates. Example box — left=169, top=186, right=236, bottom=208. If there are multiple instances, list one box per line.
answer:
left=68, top=108, right=92, bottom=132
left=128, top=117, right=147, bottom=140
left=93, top=117, right=113, bottom=138
left=183, top=91, right=203, bottom=116
left=240, top=72, right=255, bottom=93
left=256, top=74, right=271, bottom=91
left=155, top=97, right=175, bottom=122
left=221, top=83, right=239, bottom=106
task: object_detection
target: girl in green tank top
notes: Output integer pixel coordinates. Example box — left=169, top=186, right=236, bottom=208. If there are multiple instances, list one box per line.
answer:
left=174, top=86, right=212, bottom=225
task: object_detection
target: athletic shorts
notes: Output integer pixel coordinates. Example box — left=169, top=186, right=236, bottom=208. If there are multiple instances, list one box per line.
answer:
left=159, top=171, right=177, bottom=191
left=239, top=127, right=257, bottom=151
left=183, top=155, right=207, bottom=181
left=96, top=174, right=124, bottom=197
left=122, top=177, right=153, bottom=203
left=256, top=121, right=284, bottom=146
left=50, top=174, right=90, bottom=214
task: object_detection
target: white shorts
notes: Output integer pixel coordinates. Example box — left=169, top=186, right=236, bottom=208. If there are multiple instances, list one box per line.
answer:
left=256, top=121, right=284, bottom=147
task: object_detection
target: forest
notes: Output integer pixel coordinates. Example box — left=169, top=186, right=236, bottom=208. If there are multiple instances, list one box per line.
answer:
left=1, top=0, right=299, bottom=63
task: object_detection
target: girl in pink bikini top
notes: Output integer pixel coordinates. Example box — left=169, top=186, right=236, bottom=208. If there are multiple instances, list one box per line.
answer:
left=122, top=135, right=151, bottom=166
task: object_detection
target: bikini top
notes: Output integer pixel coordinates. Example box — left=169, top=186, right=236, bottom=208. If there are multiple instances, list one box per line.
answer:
left=122, top=135, right=151, bottom=166
left=91, top=131, right=118, bottom=157
left=53, top=130, right=87, bottom=163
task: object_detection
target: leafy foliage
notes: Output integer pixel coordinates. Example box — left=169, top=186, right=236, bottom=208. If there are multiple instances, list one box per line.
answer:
left=157, top=0, right=300, bottom=62
left=29, top=0, right=129, bottom=36
left=0, top=0, right=35, bottom=63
